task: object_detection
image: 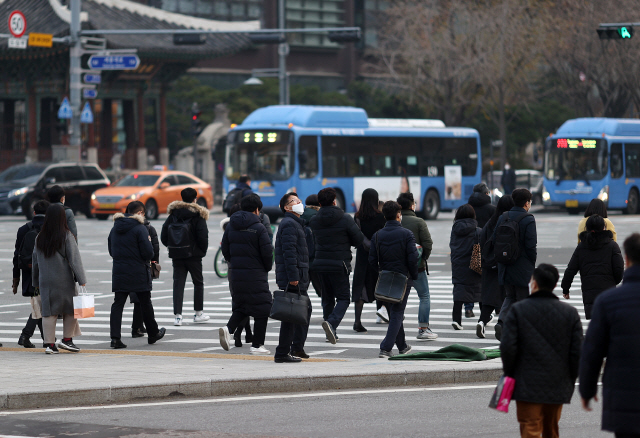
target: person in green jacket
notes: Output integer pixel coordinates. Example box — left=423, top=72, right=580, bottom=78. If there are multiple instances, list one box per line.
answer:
left=397, top=192, right=438, bottom=340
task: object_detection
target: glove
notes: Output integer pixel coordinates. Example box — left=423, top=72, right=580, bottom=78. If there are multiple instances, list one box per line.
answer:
left=12, top=278, right=19, bottom=295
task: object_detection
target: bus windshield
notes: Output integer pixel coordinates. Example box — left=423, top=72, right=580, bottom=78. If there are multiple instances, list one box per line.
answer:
left=545, top=138, right=608, bottom=182
left=226, top=130, right=293, bottom=181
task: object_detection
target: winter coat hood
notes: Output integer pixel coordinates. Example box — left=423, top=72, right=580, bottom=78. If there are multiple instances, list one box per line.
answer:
left=113, top=213, right=145, bottom=234
left=167, top=201, right=210, bottom=220
left=578, top=229, right=614, bottom=250
left=229, top=210, right=261, bottom=230
left=468, top=192, right=491, bottom=208
left=315, top=206, right=345, bottom=226
left=452, top=218, right=478, bottom=237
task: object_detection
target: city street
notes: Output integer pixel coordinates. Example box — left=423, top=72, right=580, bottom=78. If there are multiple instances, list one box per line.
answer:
left=0, top=384, right=608, bottom=437
left=0, top=208, right=636, bottom=359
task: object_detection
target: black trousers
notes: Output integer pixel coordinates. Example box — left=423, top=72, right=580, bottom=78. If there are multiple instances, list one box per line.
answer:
left=498, top=284, right=530, bottom=325
left=227, top=311, right=267, bottom=348
left=21, top=314, right=43, bottom=339
left=616, top=434, right=640, bottom=438
left=132, top=303, right=145, bottom=332
left=173, top=257, right=204, bottom=315
left=110, top=292, right=159, bottom=339
left=310, top=269, right=323, bottom=297
left=275, top=289, right=312, bottom=358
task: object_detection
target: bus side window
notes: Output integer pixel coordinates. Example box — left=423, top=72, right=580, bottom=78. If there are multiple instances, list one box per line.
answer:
left=611, top=143, right=623, bottom=179
left=321, top=136, right=348, bottom=177
left=625, top=144, right=640, bottom=178
left=299, top=136, right=318, bottom=179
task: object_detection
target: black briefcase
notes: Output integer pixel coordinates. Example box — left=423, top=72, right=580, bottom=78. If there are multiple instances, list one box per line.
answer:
left=374, top=270, right=408, bottom=303
left=270, top=284, right=311, bottom=325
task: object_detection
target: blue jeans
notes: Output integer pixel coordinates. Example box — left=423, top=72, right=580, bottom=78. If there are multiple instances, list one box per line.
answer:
left=319, top=271, right=351, bottom=331
left=413, top=270, right=431, bottom=326
left=464, top=302, right=474, bottom=312
left=380, top=286, right=410, bottom=352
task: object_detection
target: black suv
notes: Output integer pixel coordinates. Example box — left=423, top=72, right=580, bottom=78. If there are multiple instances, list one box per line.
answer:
left=0, top=162, right=110, bottom=219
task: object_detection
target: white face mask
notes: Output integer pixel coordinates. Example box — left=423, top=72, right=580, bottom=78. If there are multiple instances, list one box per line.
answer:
left=505, top=164, right=511, bottom=170
left=398, top=215, right=403, bottom=222
left=291, top=203, right=305, bottom=215
left=528, top=281, right=534, bottom=294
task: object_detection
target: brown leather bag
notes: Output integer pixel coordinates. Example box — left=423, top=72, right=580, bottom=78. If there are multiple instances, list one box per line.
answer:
left=151, top=263, right=161, bottom=279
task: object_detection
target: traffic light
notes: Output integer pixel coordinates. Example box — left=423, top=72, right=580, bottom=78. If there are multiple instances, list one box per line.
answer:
left=327, top=29, right=361, bottom=43
left=174, top=34, right=206, bottom=45
left=191, top=104, right=203, bottom=138
left=597, top=25, right=634, bottom=40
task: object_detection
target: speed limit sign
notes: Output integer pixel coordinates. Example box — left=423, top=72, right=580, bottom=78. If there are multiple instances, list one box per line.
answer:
left=8, top=10, right=26, bottom=39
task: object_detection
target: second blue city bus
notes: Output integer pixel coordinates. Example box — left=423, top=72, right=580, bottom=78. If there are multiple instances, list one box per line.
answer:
left=224, top=105, right=482, bottom=220
left=543, top=117, right=640, bottom=214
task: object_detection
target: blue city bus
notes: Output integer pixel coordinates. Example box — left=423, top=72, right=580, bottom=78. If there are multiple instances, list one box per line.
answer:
left=543, top=118, right=640, bottom=214
left=224, top=105, right=482, bottom=220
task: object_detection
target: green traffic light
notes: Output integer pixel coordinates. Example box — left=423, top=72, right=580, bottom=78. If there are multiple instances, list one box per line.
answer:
left=619, top=27, right=632, bottom=38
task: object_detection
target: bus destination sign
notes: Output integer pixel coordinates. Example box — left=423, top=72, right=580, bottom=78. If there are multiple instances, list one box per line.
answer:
left=555, top=138, right=597, bottom=149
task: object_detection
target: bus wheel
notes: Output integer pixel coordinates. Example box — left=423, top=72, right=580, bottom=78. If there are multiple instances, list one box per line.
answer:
left=335, top=190, right=346, bottom=212
left=626, top=188, right=639, bottom=215
left=423, top=189, right=440, bottom=220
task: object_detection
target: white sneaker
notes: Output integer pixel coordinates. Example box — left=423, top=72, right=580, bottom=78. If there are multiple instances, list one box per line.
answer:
left=476, top=321, right=486, bottom=338
left=250, top=345, right=271, bottom=355
left=376, top=316, right=383, bottom=324
left=376, top=307, right=390, bottom=323
left=451, top=322, right=463, bottom=330
left=219, top=326, right=231, bottom=351
left=193, top=313, right=210, bottom=323
left=486, top=314, right=496, bottom=326
left=174, top=314, right=183, bottom=326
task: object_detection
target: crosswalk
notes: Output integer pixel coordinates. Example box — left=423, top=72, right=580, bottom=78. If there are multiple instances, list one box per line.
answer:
left=0, top=265, right=590, bottom=358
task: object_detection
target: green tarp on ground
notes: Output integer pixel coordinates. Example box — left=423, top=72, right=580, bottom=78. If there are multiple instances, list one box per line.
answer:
left=389, top=344, right=501, bottom=361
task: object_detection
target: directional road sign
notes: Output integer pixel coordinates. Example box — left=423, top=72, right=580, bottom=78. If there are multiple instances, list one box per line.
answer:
left=88, top=54, right=140, bottom=70
left=83, top=74, right=101, bottom=84
left=58, top=97, right=72, bottom=119
left=81, top=102, right=93, bottom=124
left=83, top=89, right=97, bottom=99
left=28, top=33, right=53, bottom=48
left=8, top=10, right=26, bottom=38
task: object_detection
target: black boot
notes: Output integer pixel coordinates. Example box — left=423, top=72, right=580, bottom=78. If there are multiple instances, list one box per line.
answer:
left=111, top=338, right=127, bottom=349
left=18, top=336, right=35, bottom=348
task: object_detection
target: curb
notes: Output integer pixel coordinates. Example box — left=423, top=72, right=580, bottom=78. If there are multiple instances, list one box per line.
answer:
left=0, top=364, right=502, bottom=411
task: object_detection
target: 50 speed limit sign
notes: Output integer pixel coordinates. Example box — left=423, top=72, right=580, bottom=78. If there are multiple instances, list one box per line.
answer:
left=8, top=10, right=26, bottom=39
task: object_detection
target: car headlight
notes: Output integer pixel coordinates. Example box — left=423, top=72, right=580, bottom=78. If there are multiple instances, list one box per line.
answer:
left=7, top=187, right=28, bottom=198
left=597, top=185, right=609, bottom=202
left=91, top=193, right=96, bottom=200
left=130, top=191, right=146, bottom=200
left=542, top=185, right=551, bottom=202
left=492, top=188, right=503, bottom=198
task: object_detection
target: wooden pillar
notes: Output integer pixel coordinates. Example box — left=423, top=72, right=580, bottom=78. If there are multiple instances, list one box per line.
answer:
left=27, top=89, right=38, bottom=162
left=136, top=90, right=147, bottom=170
left=159, top=86, right=168, bottom=166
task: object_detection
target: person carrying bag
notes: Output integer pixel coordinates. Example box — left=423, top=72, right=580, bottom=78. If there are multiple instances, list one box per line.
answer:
left=368, top=201, right=419, bottom=359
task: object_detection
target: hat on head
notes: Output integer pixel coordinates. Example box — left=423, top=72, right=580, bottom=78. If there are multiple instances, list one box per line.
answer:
left=473, top=183, right=490, bottom=194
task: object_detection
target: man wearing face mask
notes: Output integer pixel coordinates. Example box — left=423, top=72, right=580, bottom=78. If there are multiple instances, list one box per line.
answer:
left=273, top=192, right=312, bottom=363
left=500, top=264, right=582, bottom=438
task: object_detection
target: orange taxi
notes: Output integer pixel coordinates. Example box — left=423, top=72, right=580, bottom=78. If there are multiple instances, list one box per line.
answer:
left=91, top=170, right=213, bottom=220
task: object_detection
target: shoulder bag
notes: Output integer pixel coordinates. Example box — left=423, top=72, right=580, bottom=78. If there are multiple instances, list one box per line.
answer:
left=270, top=284, right=311, bottom=326
left=373, top=233, right=408, bottom=303
left=151, top=262, right=161, bottom=279
left=470, top=229, right=482, bottom=274
left=355, top=217, right=371, bottom=252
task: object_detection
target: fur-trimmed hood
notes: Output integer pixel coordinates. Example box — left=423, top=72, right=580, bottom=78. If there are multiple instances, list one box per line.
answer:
left=167, top=201, right=210, bottom=220
left=112, top=212, right=146, bottom=234
left=113, top=212, right=145, bottom=224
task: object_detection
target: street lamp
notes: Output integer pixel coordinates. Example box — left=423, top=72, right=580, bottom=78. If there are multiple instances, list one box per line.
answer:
left=243, top=77, right=264, bottom=86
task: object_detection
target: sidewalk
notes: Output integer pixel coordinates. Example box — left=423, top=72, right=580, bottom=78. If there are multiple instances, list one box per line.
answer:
left=0, top=348, right=502, bottom=411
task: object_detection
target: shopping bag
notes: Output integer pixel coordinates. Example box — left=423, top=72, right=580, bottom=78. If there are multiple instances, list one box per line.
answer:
left=488, top=375, right=516, bottom=413
left=31, top=290, right=42, bottom=319
left=73, top=286, right=95, bottom=319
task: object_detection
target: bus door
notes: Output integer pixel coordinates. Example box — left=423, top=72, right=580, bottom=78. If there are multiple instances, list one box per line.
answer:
left=297, top=135, right=321, bottom=200
left=609, top=143, right=626, bottom=208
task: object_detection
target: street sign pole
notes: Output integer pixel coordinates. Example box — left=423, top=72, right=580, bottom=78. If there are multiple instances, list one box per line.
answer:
left=278, top=0, right=288, bottom=106
left=69, top=0, right=81, bottom=156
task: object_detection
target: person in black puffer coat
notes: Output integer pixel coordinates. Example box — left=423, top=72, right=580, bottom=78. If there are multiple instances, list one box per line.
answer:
left=561, top=214, right=624, bottom=319
left=449, top=204, right=481, bottom=330
left=501, top=264, right=582, bottom=437
left=309, top=188, right=364, bottom=344
left=468, top=183, right=496, bottom=228
left=219, top=194, right=273, bottom=354
left=274, top=192, right=312, bottom=363
left=108, top=203, right=165, bottom=348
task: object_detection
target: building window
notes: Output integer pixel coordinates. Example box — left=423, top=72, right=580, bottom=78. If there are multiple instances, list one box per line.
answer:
left=363, top=0, right=389, bottom=48
left=160, top=0, right=263, bottom=21
left=286, top=0, right=345, bottom=47
left=0, top=100, right=27, bottom=151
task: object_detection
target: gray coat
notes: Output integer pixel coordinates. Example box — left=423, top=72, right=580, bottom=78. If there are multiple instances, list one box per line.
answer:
left=56, top=202, right=78, bottom=239
left=32, top=231, right=87, bottom=317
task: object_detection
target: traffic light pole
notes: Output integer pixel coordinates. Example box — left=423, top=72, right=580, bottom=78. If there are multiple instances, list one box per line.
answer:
left=278, top=0, right=288, bottom=106
left=69, top=0, right=82, bottom=158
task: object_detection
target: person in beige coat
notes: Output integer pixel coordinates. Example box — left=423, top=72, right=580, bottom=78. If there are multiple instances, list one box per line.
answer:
left=32, top=204, right=87, bottom=354
left=577, top=199, right=616, bottom=243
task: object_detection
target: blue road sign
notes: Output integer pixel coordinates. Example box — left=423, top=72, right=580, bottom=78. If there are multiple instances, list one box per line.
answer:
left=84, top=74, right=101, bottom=84
left=57, top=97, right=72, bottom=119
left=88, top=54, right=140, bottom=70
left=83, top=89, right=97, bottom=99
left=80, top=102, right=94, bottom=124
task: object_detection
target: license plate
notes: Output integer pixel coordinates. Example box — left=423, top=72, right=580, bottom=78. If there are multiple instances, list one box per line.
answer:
left=101, top=203, right=116, bottom=209
left=565, top=200, right=579, bottom=208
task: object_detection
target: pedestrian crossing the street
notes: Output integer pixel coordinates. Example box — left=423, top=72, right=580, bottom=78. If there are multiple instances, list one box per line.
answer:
left=0, top=266, right=590, bottom=359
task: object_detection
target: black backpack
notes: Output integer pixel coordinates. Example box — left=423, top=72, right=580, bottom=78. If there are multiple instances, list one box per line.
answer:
left=167, top=216, right=194, bottom=259
left=18, top=223, right=40, bottom=269
left=222, top=187, right=245, bottom=214
left=493, top=212, right=531, bottom=266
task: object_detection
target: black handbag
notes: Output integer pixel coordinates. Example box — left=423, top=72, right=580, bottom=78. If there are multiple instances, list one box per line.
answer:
left=373, top=233, right=409, bottom=303
left=270, top=284, right=311, bottom=325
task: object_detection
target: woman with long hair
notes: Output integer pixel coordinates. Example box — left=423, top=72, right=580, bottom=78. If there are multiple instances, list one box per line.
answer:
left=563, top=214, right=624, bottom=319
left=32, top=204, right=87, bottom=354
left=352, top=188, right=387, bottom=332
left=476, top=195, right=515, bottom=338
left=449, top=204, right=481, bottom=330
left=578, top=198, right=616, bottom=242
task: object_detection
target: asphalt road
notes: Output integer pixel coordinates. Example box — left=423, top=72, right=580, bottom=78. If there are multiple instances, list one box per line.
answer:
left=0, top=208, right=637, bottom=359
left=0, top=384, right=609, bottom=437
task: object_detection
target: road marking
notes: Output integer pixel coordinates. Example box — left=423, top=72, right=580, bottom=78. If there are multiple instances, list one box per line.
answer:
left=0, top=384, right=498, bottom=416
